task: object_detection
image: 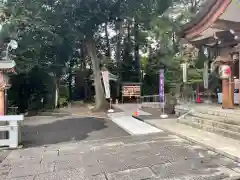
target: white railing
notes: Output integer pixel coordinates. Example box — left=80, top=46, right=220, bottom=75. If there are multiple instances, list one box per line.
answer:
left=138, top=95, right=166, bottom=109
left=0, top=115, right=24, bottom=148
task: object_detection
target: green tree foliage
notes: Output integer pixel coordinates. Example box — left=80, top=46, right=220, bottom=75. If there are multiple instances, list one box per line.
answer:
left=1, top=0, right=207, bottom=112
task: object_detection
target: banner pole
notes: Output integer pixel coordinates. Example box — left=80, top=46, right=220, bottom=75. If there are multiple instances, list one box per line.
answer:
left=159, top=69, right=168, bottom=119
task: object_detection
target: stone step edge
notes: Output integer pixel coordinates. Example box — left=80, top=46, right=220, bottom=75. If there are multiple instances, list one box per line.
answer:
left=196, top=110, right=240, bottom=119
left=180, top=109, right=240, bottom=122
left=175, top=106, right=240, bottom=118
left=184, top=116, right=240, bottom=134
left=188, top=114, right=240, bottom=126
left=179, top=119, right=240, bottom=141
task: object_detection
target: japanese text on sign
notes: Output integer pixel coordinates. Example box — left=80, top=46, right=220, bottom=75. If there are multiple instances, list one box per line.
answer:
left=122, top=85, right=141, bottom=97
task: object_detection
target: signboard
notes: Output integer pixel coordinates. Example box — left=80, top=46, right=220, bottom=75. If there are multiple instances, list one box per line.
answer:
left=159, top=69, right=164, bottom=103
left=182, top=63, right=187, bottom=83
left=219, top=65, right=231, bottom=79
left=203, top=61, right=208, bottom=89
left=122, top=85, right=141, bottom=97
left=102, top=71, right=110, bottom=99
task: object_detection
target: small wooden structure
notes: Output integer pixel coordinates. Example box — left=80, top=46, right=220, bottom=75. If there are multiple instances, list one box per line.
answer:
left=0, top=60, right=23, bottom=148
left=179, top=0, right=240, bottom=109
left=0, top=60, right=16, bottom=115
left=121, top=82, right=141, bottom=103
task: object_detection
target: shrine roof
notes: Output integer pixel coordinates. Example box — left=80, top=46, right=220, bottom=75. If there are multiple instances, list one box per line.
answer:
left=179, top=0, right=218, bottom=34
left=179, top=0, right=240, bottom=47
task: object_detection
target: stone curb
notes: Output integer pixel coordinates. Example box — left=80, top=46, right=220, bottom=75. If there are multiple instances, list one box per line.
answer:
left=132, top=116, right=240, bottom=163
left=131, top=115, right=144, bottom=121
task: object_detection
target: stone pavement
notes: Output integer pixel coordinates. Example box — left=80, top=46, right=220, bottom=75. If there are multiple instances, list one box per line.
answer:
left=1, top=132, right=240, bottom=180
left=137, top=105, right=240, bottom=162
left=145, top=118, right=240, bottom=163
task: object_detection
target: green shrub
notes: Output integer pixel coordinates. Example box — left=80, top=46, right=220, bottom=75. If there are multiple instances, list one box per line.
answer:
left=59, top=97, right=68, bottom=107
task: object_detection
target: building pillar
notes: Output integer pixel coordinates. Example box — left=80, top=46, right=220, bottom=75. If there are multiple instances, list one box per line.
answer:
left=239, top=49, right=240, bottom=107
left=0, top=89, right=4, bottom=115
left=222, top=79, right=233, bottom=109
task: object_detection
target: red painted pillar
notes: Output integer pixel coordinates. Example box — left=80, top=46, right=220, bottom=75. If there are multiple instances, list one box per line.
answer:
left=0, top=90, right=4, bottom=115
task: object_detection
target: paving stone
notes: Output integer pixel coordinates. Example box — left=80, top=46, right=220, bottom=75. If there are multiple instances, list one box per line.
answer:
left=0, top=150, right=10, bottom=163
left=0, top=166, right=10, bottom=180
left=41, top=150, right=59, bottom=159
left=41, top=154, right=83, bottom=164
left=106, top=167, right=155, bottom=180
left=150, top=158, right=228, bottom=179
left=2, top=129, right=240, bottom=179
left=35, top=168, right=106, bottom=180
left=2, top=149, right=42, bottom=166
left=150, top=173, right=229, bottom=180
left=88, top=174, right=106, bottom=180
left=5, top=148, right=44, bottom=160
left=6, top=162, right=55, bottom=178
left=8, top=175, right=35, bottom=180
left=125, top=154, right=170, bottom=169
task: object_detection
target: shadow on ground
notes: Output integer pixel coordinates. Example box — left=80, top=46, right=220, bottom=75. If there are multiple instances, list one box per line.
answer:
left=21, top=117, right=128, bottom=148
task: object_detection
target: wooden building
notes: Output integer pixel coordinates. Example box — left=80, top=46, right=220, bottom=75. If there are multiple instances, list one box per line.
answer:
left=0, top=60, right=16, bottom=115
left=179, top=0, right=240, bottom=109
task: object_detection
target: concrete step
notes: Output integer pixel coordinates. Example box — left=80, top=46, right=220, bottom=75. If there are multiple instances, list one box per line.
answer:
left=179, top=118, right=240, bottom=141
left=175, top=104, right=240, bottom=121
left=196, top=108, right=240, bottom=119
left=191, top=111, right=240, bottom=126
left=187, top=115, right=240, bottom=133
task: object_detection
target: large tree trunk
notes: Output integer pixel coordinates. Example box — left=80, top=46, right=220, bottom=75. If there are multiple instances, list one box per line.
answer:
left=79, top=42, right=88, bottom=100
left=116, top=19, right=124, bottom=97
left=134, top=20, right=140, bottom=82
left=105, top=22, right=111, bottom=59
left=86, top=36, right=107, bottom=111
left=80, top=42, right=86, bottom=71
left=55, top=75, right=60, bottom=108
left=68, top=55, right=74, bottom=102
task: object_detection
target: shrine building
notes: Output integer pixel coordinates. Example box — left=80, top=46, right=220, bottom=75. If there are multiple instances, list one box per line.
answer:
left=179, top=0, right=240, bottom=109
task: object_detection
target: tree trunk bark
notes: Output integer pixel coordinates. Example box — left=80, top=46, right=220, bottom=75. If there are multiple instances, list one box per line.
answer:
left=53, top=74, right=60, bottom=108
left=134, top=20, right=140, bottom=82
left=105, top=22, right=111, bottom=59
left=116, top=19, right=124, bottom=97
left=80, top=42, right=86, bottom=71
left=86, top=36, right=108, bottom=111
left=68, top=55, right=74, bottom=102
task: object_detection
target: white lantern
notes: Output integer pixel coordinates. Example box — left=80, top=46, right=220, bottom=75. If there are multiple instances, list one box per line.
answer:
left=219, top=65, right=231, bottom=79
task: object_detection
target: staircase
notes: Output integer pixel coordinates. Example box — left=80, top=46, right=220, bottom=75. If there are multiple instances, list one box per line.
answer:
left=177, top=106, right=240, bottom=141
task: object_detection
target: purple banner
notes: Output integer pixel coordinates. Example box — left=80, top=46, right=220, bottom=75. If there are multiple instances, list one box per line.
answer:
left=159, top=69, right=164, bottom=103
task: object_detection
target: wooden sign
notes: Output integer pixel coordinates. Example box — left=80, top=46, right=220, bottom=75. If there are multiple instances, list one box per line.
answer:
left=122, top=85, right=141, bottom=97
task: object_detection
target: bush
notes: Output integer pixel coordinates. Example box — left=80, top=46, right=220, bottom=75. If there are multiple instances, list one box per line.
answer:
left=59, top=97, right=68, bottom=107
